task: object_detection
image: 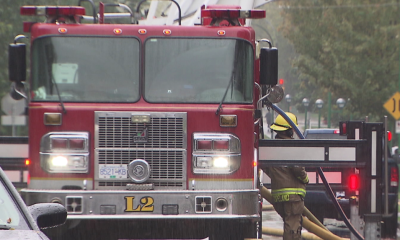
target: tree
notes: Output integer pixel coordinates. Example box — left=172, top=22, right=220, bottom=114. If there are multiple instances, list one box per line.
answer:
left=278, top=0, right=400, bottom=125
left=0, top=0, right=31, bottom=135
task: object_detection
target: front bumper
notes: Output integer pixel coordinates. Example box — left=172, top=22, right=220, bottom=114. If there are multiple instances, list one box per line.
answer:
left=20, top=189, right=260, bottom=220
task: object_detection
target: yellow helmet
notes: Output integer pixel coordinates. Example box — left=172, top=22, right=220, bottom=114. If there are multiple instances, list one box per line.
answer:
left=270, top=112, right=298, bottom=131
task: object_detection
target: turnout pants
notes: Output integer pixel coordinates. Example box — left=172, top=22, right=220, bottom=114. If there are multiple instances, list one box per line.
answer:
left=273, top=198, right=304, bottom=240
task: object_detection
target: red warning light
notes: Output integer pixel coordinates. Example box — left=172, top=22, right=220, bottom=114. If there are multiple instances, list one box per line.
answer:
left=20, top=6, right=86, bottom=16
left=339, top=122, right=347, bottom=135
left=279, top=79, right=284, bottom=85
left=348, top=174, right=359, bottom=191
left=387, top=131, right=392, bottom=142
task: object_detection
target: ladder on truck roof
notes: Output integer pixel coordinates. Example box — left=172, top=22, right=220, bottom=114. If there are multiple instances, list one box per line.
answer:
left=258, top=121, right=385, bottom=240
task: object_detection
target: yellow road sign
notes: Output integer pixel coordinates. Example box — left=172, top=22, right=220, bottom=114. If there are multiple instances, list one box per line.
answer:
left=384, top=92, right=400, bottom=120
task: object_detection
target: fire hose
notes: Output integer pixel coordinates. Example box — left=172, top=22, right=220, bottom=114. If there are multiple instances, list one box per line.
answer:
left=256, top=103, right=363, bottom=239
left=259, top=186, right=349, bottom=240
left=269, top=104, right=364, bottom=240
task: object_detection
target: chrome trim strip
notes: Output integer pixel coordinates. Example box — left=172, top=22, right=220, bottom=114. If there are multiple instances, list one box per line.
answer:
left=67, top=214, right=260, bottom=220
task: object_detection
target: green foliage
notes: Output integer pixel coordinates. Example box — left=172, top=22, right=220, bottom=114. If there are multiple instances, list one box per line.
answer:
left=278, top=0, right=400, bottom=125
left=0, top=1, right=29, bottom=135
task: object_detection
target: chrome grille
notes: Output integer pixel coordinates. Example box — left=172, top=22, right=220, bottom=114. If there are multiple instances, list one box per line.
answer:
left=98, top=150, right=184, bottom=178
left=95, top=112, right=187, bottom=190
left=97, top=116, right=184, bottom=148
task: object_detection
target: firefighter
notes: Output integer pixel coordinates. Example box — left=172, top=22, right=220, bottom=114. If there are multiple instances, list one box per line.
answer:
left=263, top=112, right=309, bottom=240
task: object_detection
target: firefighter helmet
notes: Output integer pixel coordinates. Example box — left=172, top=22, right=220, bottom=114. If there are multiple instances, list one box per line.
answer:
left=270, top=112, right=298, bottom=131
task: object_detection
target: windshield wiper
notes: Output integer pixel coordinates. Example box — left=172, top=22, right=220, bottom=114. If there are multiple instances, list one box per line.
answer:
left=216, top=42, right=239, bottom=115
left=215, top=72, right=234, bottom=115
left=46, top=44, right=67, bottom=114
left=51, top=76, right=67, bottom=114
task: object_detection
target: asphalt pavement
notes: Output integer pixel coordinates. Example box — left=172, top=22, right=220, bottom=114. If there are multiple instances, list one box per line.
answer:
left=262, top=200, right=400, bottom=239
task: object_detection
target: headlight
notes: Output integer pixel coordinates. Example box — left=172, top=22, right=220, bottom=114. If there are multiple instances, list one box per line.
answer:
left=195, top=156, right=229, bottom=168
left=40, top=132, right=89, bottom=173
left=42, top=154, right=89, bottom=173
left=196, top=157, right=213, bottom=168
left=192, top=133, right=241, bottom=174
left=52, top=156, right=68, bottom=166
left=213, top=157, right=229, bottom=168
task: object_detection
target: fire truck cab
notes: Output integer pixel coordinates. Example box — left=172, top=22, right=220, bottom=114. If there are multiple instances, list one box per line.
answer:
left=9, top=1, right=392, bottom=239
left=8, top=1, right=277, bottom=239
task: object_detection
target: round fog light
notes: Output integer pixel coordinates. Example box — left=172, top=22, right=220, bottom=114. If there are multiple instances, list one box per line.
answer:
left=215, top=198, right=228, bottom=212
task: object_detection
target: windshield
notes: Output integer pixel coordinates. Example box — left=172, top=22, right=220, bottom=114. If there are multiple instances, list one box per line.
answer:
left=0, top=180, right=30, bottom=230
left=31, top=37, right=140, bottom=102
left=144, top=38, right=253, bottom=103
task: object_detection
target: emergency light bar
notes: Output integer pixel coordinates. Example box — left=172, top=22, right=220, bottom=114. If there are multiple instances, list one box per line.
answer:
left=20, top=6, right=85, bottom=16
left=201, top=9, right=266, bottom=20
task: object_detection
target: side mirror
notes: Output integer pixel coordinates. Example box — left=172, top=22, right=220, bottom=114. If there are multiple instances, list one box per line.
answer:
left=259, top=47, right=278, bottom=86
left=8, top=42, right=26, bottom=82
left=10, top=81, right=27, bottom=100
left=28, top=203, right=67, bottom=229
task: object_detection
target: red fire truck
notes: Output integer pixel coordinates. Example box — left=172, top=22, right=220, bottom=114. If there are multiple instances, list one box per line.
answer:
left=8, top=1, right=277, bottom=239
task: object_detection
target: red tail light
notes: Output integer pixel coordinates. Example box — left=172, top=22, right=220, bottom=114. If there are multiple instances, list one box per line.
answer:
left=390, top=166, right=398, bottom=187
left=348, top=174, right=359, bottom=191
left=339, top=122, right=347, bottom=135
left=333, top=129, right=340, bottom=134
left=387, top=131, right=392, bottom=142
